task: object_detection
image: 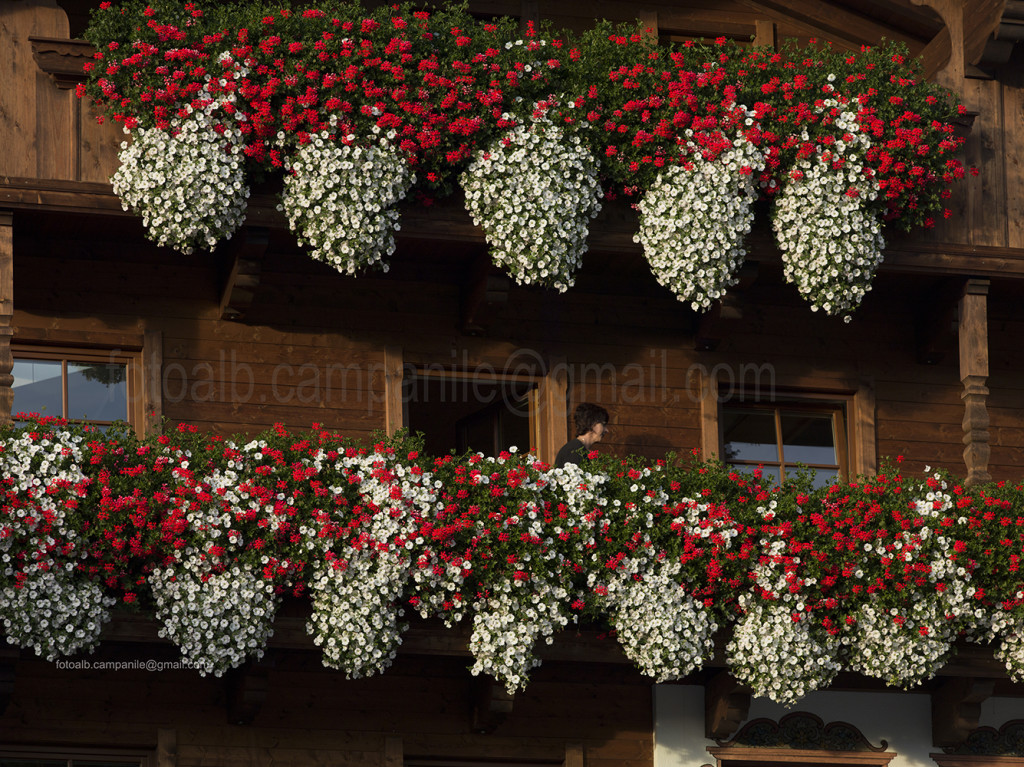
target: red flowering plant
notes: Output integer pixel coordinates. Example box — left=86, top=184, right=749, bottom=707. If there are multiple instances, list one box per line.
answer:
left=81, top=1, right=969, bottom=318
left=7, top=417, right=1024, bottom=698
left=0, top=417, right=116, bottom=660
left=947, top=478, right=1024, bottom=680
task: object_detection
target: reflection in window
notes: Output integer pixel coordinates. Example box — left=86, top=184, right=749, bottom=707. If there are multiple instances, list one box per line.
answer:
left=13, top=355, right=129, bottom=427
left=722, top=403, right=845, bottom=487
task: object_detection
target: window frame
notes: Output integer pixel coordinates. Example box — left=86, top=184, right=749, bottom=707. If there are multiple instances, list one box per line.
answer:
left=720, top=396, right=850, bottom=484
left=402, top=366, right=541, bottom=458
left=697, top=370, right=876, bottom=478
left=383, top=347, right=568, bottom=464
left=9, top=326, right=163, bottom=437
left=12, top=346, right=140, bottom=429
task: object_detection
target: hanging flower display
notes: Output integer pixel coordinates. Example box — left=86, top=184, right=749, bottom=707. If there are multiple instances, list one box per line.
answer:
left=609, top=560, right=718, bottom=682
left=81, top=2, right=969, bottom=316
left=2, top=419, right=1024, bottom=701
left=281, top=129, right=415, bottom=275
left=462, top=112, right=603, bottom=292
left=0, top=565, right=115, bottom=661
left=110, top=53, right=250, bottom=253
left=727, top=601, right=842, bottom=706
left=845, top=601, right=954, bottom=688
left=772, top=104, right=885, bottom=321
left=468, top=584, right=570, bottom=693
left=635, top=131, right=765, bottom=311
left=0, top=424, right=113, bottom=659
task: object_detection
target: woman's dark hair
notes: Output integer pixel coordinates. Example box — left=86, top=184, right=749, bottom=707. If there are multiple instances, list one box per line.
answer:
left=573, top=403, right=609, bottom=436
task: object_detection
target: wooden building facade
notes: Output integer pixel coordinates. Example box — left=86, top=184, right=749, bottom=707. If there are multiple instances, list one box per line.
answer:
left=2, top=0, right=1024, bottom=765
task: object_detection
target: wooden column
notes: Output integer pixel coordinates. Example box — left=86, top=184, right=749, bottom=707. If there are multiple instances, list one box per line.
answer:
left=959, top=278, right=991, bottom=486
left=0, top=211, right=12, bottom=425
left=534, top=356, right=568, bottom=464
left=384, top=346, right=404, bottom=436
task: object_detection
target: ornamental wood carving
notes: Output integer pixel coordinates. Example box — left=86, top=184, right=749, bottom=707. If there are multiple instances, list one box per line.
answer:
left=716, top=711, right=888, bottom=752
left=958, top=278, right=991, bottom=486
left=939, top=719, right=1024, bottom=756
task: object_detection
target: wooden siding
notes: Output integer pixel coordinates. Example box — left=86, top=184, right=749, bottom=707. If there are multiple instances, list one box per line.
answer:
left=11, top=210, right=1024, bottom=481
left=2, top=652, right=654, bottom=767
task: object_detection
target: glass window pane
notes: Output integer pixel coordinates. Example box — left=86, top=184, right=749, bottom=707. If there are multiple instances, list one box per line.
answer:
left=812, top=468, right=840, bottom=488
left=780, top=412, right=837, bottom=465
left=722, top=408, right=778, bottom=462
left=12, top=359, right=63, bottom=418
left=730, top=463, right=780, bottom=486
left=67, top=362, right=128, bottom=422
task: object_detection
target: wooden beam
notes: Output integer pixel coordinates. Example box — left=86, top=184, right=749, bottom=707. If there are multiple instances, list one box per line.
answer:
left=564, top=742, right=584, bottom=767
left=0, top=646, right=17, bottom=717
left=0, top=211, right=12, bottom=426
left=637, top=10, right=659, bottom=40
left=738, top=0, right=923, bottom=53
left=754, top=19, right=778, bottom=48
left=143, top=329, right=163, bottom=437
left=694, top=365, right=720, bottom=462
left=219, top=228, right=267, bottom=321
left=384, top=346, right=404, bottom=436
left=8, top=178, right=1024, bottom=280
left=156, top=728, right=177, bottom=767
left=915, top=0, right=1007, bottom=83
left=383, top=736, right=402, bottom=767
left=958, top=278, right=991, bottom=486
left=914, top=278, right=962, bottom=365
left=471, top=675, right=515, bottom=734
left=912, top=0, right=966, bottom=88
left=534, top=355, right=567, bottom=464
left=224, top=659, right=271, bottom=726
left=30, top=36, right=92, bottom=89
left=932, top=676, right=995, bottom=748
left=705, top=670, right=752, bottom=740
left=460, top=253, right=509, bottom=335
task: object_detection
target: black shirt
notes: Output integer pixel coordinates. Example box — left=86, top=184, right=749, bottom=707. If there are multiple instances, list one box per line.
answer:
left=554, top=438, right=590, bottom=468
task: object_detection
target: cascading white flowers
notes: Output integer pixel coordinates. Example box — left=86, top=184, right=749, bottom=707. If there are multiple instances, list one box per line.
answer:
left=149, top=556, right=279, bottom=676
left=845, top=601, right=953, bottom=688
left=773, top=99, right=884, bottom=321
left=111, top=53, right=250, bottom=254
left=728, top=601, right=842, bottom=706
left=1, top=565, right=115, bottom=661
left=306, top=453, right=433, bottom=678
left=0, top=429, right=114, bottom=659
left=608, top=558, right=717, bottom=682
left=635, top=130, right=765, bottom=311
left=281, top=127, right=415, bottom=275
left=462, top=108, right=603, bottom=292
left=468, top=581, right=570, bottom=693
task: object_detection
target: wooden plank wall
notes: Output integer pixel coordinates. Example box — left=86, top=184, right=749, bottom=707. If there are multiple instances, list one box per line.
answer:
left=0, top=0, right=122, bottom=183
left=2, top=653, right=654, bottom=767
left=16, top=212, right=1024, bottom=482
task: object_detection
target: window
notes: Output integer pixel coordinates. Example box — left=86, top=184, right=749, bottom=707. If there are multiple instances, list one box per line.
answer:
left=12, top=348, right=136, bottom=429
left=721, top=399, right=847, bottom=487
left=696, top=369, right=876, bottom=481
left=403, top=370, right=538, bottom=457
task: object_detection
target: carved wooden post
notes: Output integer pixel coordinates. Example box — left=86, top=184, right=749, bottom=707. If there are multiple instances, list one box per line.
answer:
left=0, top=211, right=13, bottom=425
left=959, top=278, right=991, bottom=486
